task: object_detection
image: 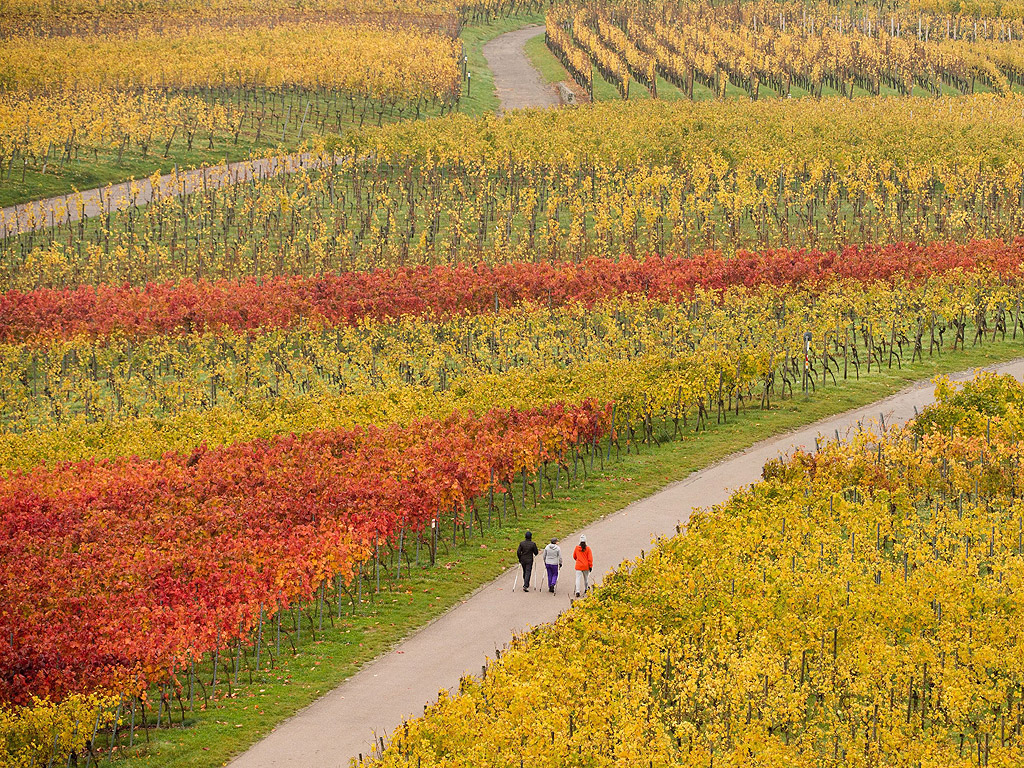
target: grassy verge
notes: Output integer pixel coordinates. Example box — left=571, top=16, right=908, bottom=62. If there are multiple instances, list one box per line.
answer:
left=110, top=340, right=1024, bottom=768
left=523, top=32, right=568, bottom=85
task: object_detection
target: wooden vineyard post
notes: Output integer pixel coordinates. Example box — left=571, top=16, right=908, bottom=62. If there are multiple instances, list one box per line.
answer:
left=211, top=629, right=220, bottom=702
left=844, top=328, right=849, bottom=379
left=607, top=405, right=616, bottom=461
left=83, top=706, right=101, bottom=768
left=431, top=519, right=437, bottom=566
left=255, top=606, right=264, bottom=673
left=802, top=331, right=812, bottom=396
left=397, top=528, right=405, bottom=579
left=127, top=700, right=134, bottom=746
left=317, top=583, right=324, bottom=631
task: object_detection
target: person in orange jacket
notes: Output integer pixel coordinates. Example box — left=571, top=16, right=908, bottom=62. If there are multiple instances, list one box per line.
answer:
left=573, top=535, right=593, bottom=597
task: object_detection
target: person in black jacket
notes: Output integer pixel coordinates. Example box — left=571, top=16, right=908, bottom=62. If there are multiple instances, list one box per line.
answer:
left=516, top=531, right=539, bottom=592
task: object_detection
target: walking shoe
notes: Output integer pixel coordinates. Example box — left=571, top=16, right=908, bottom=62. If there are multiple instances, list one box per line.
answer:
left=575, top=592, right=580, bottom=598
left=523, top=586, right=529, bottom=593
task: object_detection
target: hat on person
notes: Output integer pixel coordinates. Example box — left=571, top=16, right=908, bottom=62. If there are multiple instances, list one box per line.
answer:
left=580, top=534, right=587, bottom=543
left=525, top=531, right=532, bottom=539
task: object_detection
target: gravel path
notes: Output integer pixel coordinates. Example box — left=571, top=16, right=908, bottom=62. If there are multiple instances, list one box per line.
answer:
left=2, top=25, right=558, bottom=236
left=482, top=25, right=559, bottom=115
left=0, top=153, right=329, bottom=236
left=229, top=358, right=1024, bottom=767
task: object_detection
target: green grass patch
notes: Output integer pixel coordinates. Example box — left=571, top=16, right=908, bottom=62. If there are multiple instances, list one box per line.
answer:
left=628, top=80, right=655, bottom=100
left=653, top=75, right=688, bottom=101
left=689, top=79, right=716, bottom=100
left=109, top=339, right=1024, bottom=768
left=523, top=32, right=568, bottom=86
left=589, top=66, right=623, bottom=101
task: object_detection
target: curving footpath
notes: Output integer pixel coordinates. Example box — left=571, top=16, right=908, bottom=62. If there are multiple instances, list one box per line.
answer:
left=229, top=357, right=1024, bottom=767
left=2, top=25, right=558, bottom=236
left=0, top=152, right=328, bottom=236
left=482, top=25, right=559, bottom=115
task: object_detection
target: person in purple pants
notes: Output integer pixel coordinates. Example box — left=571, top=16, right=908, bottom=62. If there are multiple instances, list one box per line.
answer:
left=542, top=538, right=562, bottom=593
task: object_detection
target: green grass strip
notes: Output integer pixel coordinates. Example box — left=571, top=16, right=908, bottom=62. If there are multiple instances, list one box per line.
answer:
left=522, top=31, right=568, bottom=86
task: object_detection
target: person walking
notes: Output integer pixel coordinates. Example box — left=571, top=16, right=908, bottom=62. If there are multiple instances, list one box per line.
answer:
left=516, top=531, right=539, bottom=592
left=573, top=535, right=593, bottom=597
left=542, top=538, right=562, bottom=593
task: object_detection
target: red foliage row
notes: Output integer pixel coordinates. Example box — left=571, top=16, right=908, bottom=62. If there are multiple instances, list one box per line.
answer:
left=0, top=401, right=609, bottom=706
left=3, top=239, right=1022, bottom=344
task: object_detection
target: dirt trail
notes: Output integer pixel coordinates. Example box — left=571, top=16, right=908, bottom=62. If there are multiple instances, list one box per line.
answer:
left=0, top=153, right=327, bottom=236
left=229, top=358, right=1024, bottom=767
left=482, top=25, right=559, bottom=115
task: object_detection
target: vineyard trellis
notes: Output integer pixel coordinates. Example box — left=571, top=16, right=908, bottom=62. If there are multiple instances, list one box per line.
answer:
left=5, top=93, right=1024, bottom=283
left=546, top=1, right=1024, bottom=102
